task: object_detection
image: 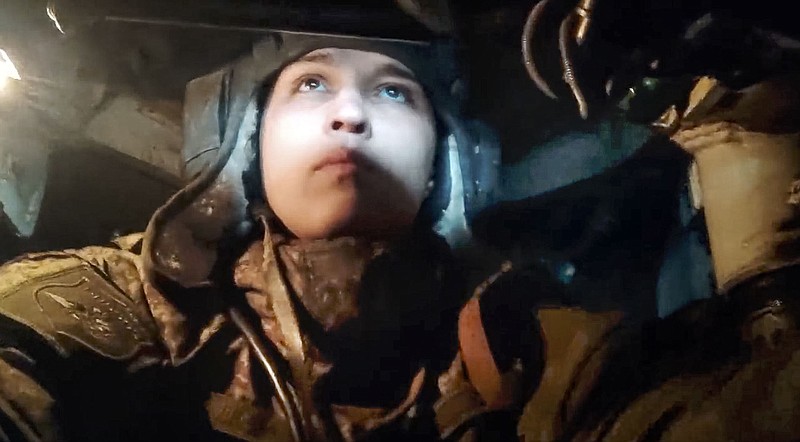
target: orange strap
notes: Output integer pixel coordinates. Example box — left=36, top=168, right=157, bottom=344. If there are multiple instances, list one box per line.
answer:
left=458, top=296, right=513, bottom=410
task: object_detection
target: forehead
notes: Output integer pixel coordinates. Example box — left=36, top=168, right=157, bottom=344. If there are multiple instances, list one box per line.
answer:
left=283, top=47, right=418, bottom=80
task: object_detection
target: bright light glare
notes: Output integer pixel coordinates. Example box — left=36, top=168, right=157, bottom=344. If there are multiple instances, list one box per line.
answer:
left=0, top=49, right=22, bottom=87
left=47, top=3, right=65, bottom=34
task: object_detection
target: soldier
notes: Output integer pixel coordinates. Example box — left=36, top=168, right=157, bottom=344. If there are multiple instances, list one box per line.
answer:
left=0, top=26, right=534, bottom=441
left=513, top=0, right=800, bottom=441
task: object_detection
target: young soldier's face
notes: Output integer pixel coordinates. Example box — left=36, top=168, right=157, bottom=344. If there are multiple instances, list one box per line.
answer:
left=260, top=48, right=437, bottom=239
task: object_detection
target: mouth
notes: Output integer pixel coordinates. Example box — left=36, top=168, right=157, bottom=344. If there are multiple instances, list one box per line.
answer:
left=314, top=148, right=361, bottom=175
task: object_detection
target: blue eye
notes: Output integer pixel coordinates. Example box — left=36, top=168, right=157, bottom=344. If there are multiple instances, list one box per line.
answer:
left=378, top=85, right=408, bottom=103
left=297, top=77, right=327, bottom=93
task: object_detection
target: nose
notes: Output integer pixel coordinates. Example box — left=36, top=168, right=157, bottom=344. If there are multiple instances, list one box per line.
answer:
left=327, top=91, right=370, bottom=137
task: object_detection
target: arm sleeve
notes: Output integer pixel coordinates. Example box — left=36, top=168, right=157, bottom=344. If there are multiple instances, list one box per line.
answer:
left=0, top=242, right=160, bottom=442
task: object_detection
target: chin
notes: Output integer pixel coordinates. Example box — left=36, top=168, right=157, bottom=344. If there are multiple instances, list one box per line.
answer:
left=295, top=203, right=358, bottom=240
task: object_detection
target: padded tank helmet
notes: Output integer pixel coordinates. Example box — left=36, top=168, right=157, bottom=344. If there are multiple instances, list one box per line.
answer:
left=144, top=28, right=498, bottom=288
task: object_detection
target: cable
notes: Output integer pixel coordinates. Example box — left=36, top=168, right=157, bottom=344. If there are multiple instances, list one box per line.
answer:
left=559, top=13, right=590, bottom=119
left=229, top=306, right=306, bottom=442
left=521, top=0, right=558, bottom=99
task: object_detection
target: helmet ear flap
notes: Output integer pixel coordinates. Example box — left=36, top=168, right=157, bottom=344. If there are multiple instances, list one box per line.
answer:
left=464, top=119, right=502, bottom=216
left=418, top=121, right=454, bottom=226
left=182, top=67, right=232, bottom=180
left=427, top=116, right=502, bottom=247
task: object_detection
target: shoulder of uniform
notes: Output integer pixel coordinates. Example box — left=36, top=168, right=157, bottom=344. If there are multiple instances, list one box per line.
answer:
left=0, top=243, right=159, bottom=361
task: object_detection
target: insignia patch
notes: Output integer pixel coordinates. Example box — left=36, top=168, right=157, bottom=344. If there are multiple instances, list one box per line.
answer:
left=0, top=264, right=156, bottom=360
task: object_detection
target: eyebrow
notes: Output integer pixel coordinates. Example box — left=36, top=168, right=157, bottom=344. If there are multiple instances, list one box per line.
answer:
left=371, top=63, right=418, bottom=83
left=294, top=51, right=419, bottom=83
left=296, top=52, right=334, bottom=65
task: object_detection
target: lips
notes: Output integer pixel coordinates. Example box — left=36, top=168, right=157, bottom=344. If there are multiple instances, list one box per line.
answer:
left=314, top=148, right=361, bottom=174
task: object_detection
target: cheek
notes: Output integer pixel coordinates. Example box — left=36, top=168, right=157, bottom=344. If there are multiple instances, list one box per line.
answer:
left=260, top=111, right=319, bottom=187
left=370, top=113, right=436, bottom=200
left=260, top=113, right=321, bottom=222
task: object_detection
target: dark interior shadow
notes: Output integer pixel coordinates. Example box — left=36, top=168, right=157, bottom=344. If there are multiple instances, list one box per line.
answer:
left=3, top=143, right=181, bottom=259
